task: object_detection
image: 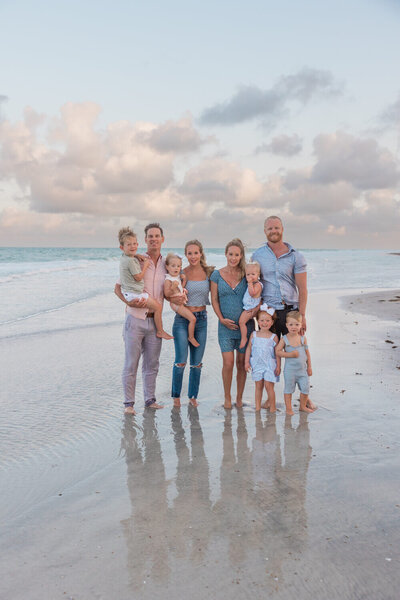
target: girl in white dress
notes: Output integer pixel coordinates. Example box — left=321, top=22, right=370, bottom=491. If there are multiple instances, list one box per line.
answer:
left=164, top=253, right=200, bottom=347
left=244, top=304, right=281, bottom=412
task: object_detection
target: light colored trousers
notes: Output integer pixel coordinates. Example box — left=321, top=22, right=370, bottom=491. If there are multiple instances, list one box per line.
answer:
left=122, top=314, right=162, bottom=407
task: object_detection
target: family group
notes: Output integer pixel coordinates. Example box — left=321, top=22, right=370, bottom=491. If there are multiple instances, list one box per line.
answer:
left=115, top=216, right=316, bottom=416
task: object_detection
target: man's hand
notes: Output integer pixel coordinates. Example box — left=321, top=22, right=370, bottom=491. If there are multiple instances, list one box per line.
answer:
left=127, top=297, right=147, bottom=308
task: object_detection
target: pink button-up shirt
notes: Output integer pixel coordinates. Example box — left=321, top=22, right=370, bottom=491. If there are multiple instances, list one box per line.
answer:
left=126, top=253, right=166, bottom=320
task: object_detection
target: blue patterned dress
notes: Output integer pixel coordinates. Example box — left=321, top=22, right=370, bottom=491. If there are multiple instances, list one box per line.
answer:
left=210, top=270, right=254, bottom=353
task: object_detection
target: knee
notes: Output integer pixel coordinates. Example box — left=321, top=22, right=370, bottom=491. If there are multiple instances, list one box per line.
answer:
left=174, top=362, right=186, bottom=369
left=190, top=362, right=202, bottom=370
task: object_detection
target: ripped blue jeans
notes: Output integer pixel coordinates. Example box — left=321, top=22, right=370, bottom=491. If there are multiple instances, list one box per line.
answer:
left=171, top=310, right=207, bottom=400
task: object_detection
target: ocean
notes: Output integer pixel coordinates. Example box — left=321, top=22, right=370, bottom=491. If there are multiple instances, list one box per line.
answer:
left=1, top=247, right=399, bottom=337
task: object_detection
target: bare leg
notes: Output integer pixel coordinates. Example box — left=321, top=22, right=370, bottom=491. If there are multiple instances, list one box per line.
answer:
left=299, top=393, right=314, bottom=413
left=255, top=380, right=263, bottom=411
left=146, top=297, right=173, bottom=340
left=222, top=351, right=234, bottom=408
left=239, top=311, right=250, bottom=349
left=306, top=398, right=317, bottom=410
left=175, top=304, right=199, bottom=347
left=284, top=393, right=294, bottom=416
left=264, top=381, right=276, bottom=412
left=235, top=351, right=247, bottom=407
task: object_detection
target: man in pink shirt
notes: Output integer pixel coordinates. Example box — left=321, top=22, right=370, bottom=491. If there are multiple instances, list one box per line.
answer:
left=115, top=223, right=177, bottom=414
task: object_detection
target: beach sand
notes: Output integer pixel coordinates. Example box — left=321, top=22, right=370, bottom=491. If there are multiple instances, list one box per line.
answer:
left=1, top=290, right=400, bottom=599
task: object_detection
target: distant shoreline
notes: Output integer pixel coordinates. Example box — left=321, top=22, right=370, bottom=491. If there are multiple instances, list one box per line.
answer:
left=341, top=289, right=400, bottom=321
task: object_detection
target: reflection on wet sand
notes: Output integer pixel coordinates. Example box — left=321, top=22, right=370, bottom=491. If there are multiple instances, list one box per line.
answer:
left=121, top=408, right=312, bottom=592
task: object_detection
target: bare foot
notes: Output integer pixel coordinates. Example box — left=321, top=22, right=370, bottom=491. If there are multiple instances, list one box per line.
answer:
left=173, top=398, right=181, bottom=408
left=236, top=399, right=243, bottom=408
left=188, top=336, right=200, bottom=347
left=124, top=406, right=136, bottom=415
left=286, top=409, right=294, bottom=416
left=261, top=401, right=270, bottom=410
left=307, top=399, right=317, bottom=410
left=224, top=399, right=232, bottom=409
left=239, top=337, right=247, bottom=349
left=300, top=406, right=314, bottom=413
left=269, top=408, right=277, bottom=413
left=189, top=398, right=199, bottom=407
left=157, top=331, right=173, bottom=340
left=147, top=402, right=164, bottom=410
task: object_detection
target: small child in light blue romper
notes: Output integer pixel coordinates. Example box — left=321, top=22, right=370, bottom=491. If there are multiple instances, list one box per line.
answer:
left=276, top=310, right=315, bottom=414
left=282, top=335, right=310, bottom=395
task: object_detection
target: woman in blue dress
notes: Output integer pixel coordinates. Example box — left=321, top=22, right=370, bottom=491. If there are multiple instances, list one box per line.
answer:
left=210, top=238, right=254, bottom=409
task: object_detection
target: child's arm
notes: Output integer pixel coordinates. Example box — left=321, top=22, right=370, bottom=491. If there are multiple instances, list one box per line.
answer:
left=164, top=279, right=183, bottom=299
left=247, top=281, right=262, bottom=298
left=276, top=338, right=299, bottom=358
left=273, top=334, right=281, bottom=375
left=132, top=258, right=150, bottom=282
left=304, top=336, right=312, bottom=376
left=245, top=336, right=253, bottom=372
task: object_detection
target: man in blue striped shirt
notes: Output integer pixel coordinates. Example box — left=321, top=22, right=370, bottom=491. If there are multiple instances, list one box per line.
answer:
left=252, top=216, right=308, bottom=338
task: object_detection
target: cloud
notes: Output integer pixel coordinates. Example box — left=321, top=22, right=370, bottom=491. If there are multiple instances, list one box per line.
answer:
left=1, top=104, right=400, bottom=248
left=255, top=134, right=303, bottom=156
left=376, top=93, right=400, bottom=131
left=199, top=67, right=342, bottom=127
left=180, top=158, right=265, bottom=207
left=311, top=131, right=399, bottom=189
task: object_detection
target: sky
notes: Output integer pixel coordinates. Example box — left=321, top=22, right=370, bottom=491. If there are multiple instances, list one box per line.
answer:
left=1, top=0, right=400, bottom=248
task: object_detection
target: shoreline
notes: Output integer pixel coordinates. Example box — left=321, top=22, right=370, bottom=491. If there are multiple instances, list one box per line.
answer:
left=340, top=288, right=400, bottom=321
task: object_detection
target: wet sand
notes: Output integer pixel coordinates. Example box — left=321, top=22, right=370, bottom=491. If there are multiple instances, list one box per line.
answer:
left=342, top=288, right=400, bottom=322
left=1, top=290, right=400, bottom=599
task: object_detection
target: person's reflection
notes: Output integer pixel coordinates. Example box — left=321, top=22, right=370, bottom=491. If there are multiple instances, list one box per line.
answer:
left=121, top=411, right=170, bottom=592
left=187, top=405, right=212, bottom=564
left=169, top=406, right=212, bottom=564
left=279, top=412, right=312, bottom=553
left=213, top=409, right=253, bottom=564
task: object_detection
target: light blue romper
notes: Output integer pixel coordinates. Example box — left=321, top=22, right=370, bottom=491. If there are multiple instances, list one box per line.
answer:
left=250, top=332, right=279, bottom=383
left=283, top=335, right=310, bottom=394
left=242, top=282, right=263, bottom=310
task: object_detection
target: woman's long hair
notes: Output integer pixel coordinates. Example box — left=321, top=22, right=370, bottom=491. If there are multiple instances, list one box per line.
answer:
left=225, top=238, right=246, bottom=278
left=184, top=239, right=214, bottom=277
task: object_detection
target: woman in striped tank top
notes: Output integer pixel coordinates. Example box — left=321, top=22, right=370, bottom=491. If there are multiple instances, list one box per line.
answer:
left=171, top=240, right=214, bottom=408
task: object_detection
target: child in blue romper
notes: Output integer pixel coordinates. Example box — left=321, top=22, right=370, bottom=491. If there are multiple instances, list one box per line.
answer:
left=276, top=310, right=315, bottom=415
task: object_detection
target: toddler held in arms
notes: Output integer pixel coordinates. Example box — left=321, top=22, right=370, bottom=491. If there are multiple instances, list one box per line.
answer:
left=239, top=261, right=263, bottom=348
left=164, top=252, right=199, bottom=347
left=118, top=227, right=172, bottom=340
left=245, top=305, right=280, bottom=412
left=275, top=311, right=315, bottom=415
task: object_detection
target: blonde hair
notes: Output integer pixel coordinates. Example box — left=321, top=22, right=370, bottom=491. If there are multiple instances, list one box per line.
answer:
left=225, top=238, right=246, bottom=278
left=118, top=227, right=136, bottom=245
left=165, top=252, right=182, bottom=266
left=245, top=260, right=260, bottom=274
left=184, top=239, right=214, bottom=277
left=286, top=310, right=302, bottom=323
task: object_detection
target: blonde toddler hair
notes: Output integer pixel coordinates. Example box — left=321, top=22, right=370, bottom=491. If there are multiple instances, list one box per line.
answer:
left=165, top=252, right=182, bottom=266
left=245, top=260, right=260, bottom=274
left=286, top=310, right=302, bottom=323
left=118, top=226, right=136, bottom=245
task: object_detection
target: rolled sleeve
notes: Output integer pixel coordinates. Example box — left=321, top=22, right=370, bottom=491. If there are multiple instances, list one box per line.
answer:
left=294, top=250, right=307, bottom=274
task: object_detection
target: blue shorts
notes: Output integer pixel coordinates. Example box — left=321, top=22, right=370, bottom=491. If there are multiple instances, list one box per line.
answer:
left=284, top=373, right=309, bottom=394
